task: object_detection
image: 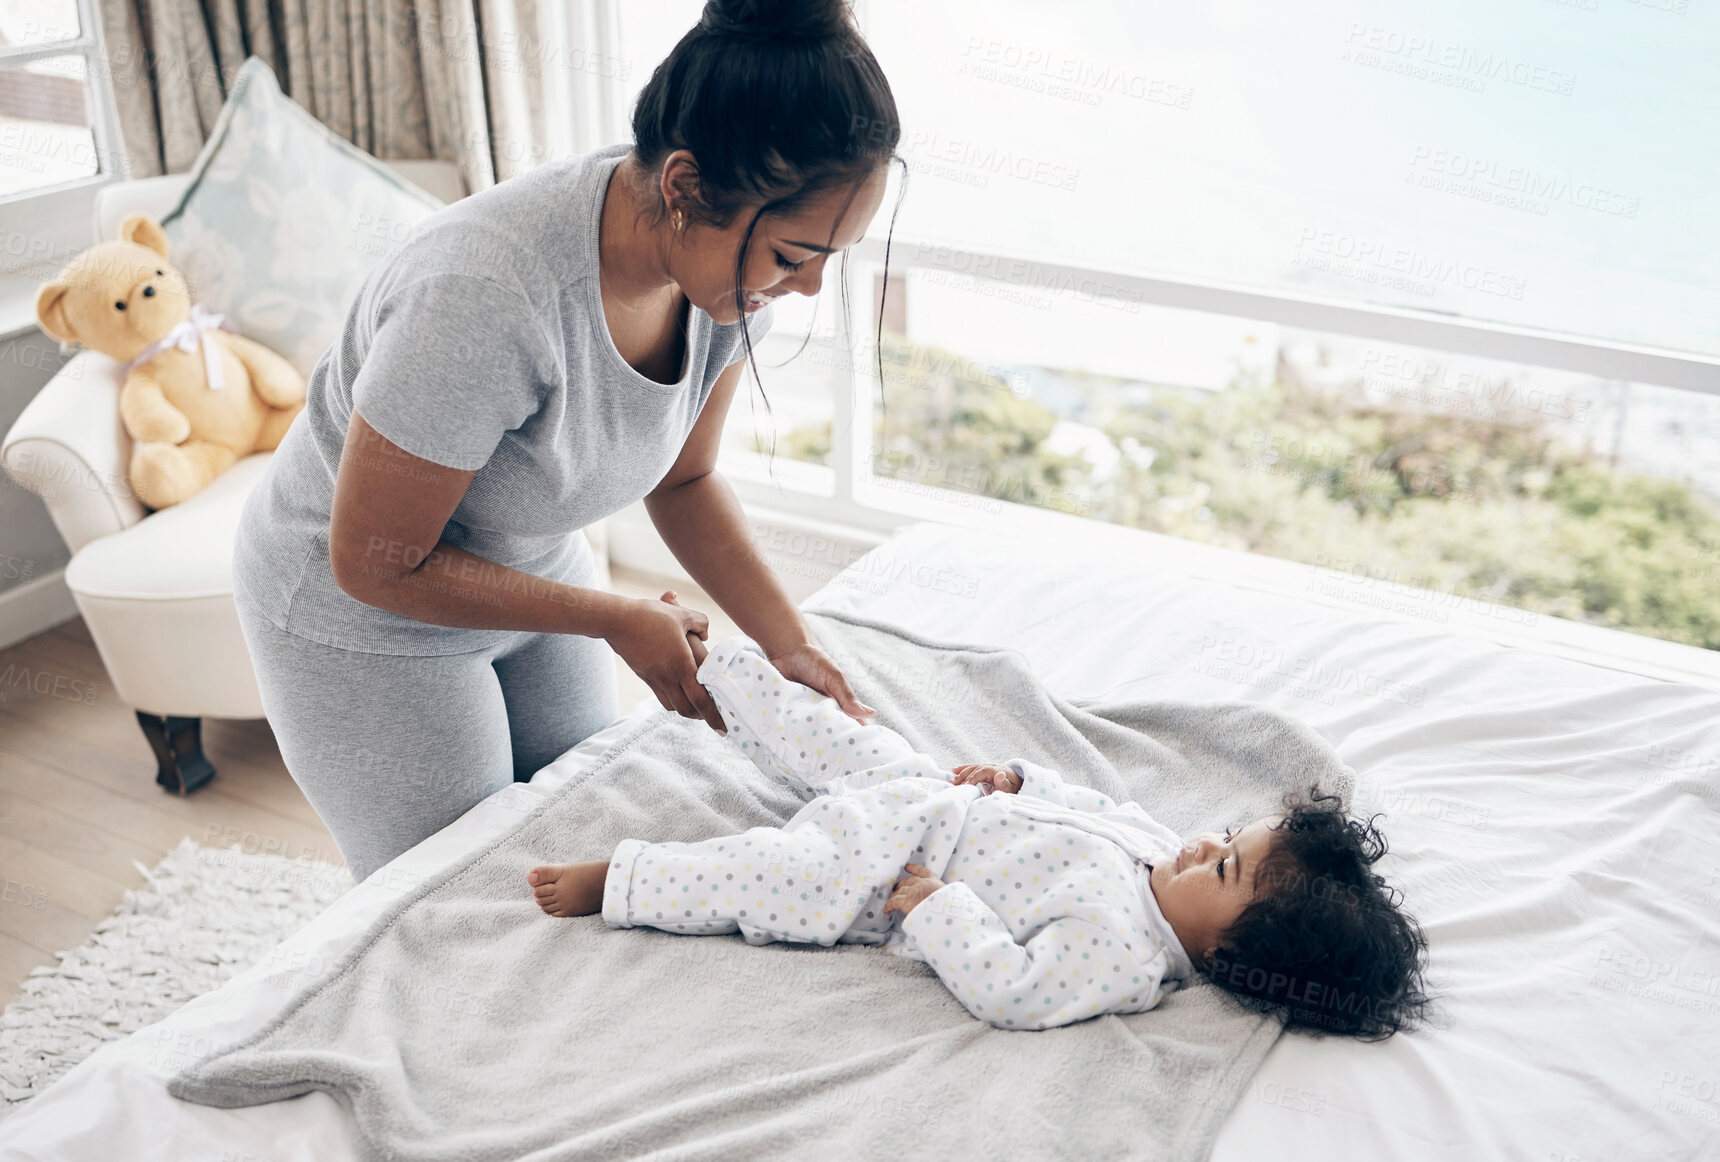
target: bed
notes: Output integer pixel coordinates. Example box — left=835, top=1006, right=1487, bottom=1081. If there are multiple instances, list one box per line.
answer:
left=3, top=521, right=1717, bottom=1160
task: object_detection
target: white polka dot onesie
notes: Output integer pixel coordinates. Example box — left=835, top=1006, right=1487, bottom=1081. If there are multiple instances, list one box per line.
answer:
left=602, top=637, right=1197, bottom=1030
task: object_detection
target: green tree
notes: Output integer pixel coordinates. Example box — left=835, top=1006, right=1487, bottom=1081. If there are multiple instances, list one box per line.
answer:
left=768, top=338, right=1720, bottom=649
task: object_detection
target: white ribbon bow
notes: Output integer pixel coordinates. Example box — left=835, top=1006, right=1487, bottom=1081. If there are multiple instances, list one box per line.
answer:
left=121, top=302, right=237, bottom=390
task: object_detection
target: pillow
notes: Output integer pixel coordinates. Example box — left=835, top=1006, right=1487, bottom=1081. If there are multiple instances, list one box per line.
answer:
left=158, top=55, right=449, bottom=378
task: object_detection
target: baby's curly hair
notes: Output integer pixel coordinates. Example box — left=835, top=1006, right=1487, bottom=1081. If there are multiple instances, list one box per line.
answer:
left=1204, top=785, right=1430, bottom=1040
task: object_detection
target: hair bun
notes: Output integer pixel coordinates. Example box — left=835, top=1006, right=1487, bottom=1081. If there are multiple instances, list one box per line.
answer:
left=699, top=0, right=851, bottom=43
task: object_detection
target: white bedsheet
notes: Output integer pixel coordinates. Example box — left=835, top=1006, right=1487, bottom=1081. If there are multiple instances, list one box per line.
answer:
left=6, top=521, right=1718, bottom=1161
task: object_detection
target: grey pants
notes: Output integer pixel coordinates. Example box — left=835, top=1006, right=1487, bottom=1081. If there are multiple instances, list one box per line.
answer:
left=234, top=589, right=617, bottom=882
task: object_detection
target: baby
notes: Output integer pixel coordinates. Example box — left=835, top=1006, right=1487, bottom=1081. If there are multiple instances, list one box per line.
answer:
left=530, top=637, right=1428, bottom=1038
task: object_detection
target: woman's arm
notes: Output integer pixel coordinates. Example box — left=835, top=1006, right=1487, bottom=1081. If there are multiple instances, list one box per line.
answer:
left=328, top=410, right=726, bottom=730
left=644, top=358, right=875, bottom=721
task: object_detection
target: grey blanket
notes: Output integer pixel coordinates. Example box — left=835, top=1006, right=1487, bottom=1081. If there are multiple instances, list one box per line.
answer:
left=170, top=611, right=1353, bottom=1161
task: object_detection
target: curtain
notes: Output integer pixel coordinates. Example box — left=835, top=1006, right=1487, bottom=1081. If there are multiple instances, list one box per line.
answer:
left=94, top=0, right=559, bottom=195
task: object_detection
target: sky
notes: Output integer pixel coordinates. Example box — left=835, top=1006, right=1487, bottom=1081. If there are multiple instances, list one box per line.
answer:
left=862, top=0, right=1718, bottom=360
left=0, top=1, right=81, bottom=46
left=622, top=0, right=1718, bottom=372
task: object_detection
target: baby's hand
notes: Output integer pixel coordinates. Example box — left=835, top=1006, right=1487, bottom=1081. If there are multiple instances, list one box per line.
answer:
left=884, top=862, right=945, bottom=918
left=950, top=762, right=1022, bottom=795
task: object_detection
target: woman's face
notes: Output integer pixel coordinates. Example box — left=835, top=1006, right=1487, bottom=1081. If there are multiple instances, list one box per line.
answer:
left=672, top=163, right=889, bottom=326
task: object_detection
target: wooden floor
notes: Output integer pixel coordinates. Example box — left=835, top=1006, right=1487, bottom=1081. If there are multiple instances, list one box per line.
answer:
left=0, top=568, right=736, bottom=1009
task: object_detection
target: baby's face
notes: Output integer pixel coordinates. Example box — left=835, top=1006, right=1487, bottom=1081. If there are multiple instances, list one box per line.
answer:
left=1149, top=816, right=1280, bottom=967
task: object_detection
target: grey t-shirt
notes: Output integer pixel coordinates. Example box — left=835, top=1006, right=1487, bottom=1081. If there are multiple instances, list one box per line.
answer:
left=234, top=142, right=775, bottom=655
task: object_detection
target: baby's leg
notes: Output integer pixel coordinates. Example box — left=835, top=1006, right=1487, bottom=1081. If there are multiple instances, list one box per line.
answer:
left=601, top=807, right=906, bottom=945
left=540, top=777, right=978, bottom=942
left=699, top=636, right=934, bottom=796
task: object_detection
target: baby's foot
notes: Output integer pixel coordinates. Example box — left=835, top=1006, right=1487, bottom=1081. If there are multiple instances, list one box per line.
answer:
left=527, top=860, right=608, bottom=917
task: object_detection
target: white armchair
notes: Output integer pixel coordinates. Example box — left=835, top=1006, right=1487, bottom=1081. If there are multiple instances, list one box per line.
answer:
left=0, top=160, right=586, bottom=794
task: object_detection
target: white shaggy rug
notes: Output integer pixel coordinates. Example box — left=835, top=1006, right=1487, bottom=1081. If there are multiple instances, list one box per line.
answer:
left=0, top=838, right=353, bottom=1119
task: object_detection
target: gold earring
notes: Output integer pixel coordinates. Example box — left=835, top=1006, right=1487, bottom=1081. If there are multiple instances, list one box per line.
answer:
left=672, top=208, right=685, bottom=231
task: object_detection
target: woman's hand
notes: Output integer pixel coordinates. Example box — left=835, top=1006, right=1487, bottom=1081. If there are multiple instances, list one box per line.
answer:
left=767, top=641, right=877, bottom=723
left=950, top=762, right=1023, bottom=795
left=604, top=591, right=726, bottom=734
left=883, top=863, right=945, bottom=919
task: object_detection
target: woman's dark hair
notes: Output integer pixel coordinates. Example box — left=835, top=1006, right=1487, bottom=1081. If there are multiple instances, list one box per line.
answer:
left=1204, top=786, right=1432, bottom=1041
left=629, top=0, right=906, bottom=418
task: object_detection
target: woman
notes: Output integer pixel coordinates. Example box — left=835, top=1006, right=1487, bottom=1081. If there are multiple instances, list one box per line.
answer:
left=231, top=0, right=905, bottom=881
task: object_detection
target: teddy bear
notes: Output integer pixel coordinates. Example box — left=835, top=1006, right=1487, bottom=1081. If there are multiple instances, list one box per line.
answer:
left=33, top=213, right=306, bottom=510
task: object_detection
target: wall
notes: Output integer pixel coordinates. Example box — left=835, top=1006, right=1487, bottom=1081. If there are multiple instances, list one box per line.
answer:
left=0, top=324, right=75, bottom=597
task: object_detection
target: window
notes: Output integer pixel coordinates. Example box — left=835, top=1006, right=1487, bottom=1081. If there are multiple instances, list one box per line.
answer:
left=862, top=0, right=1720, bottom=359
left=603, top=2, right=1720, bottom=660
left=0, top=0, right=126, bottom=317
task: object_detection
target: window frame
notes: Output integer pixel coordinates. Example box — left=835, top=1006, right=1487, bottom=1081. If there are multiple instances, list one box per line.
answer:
left=0, top=0, right=128, bottom=306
